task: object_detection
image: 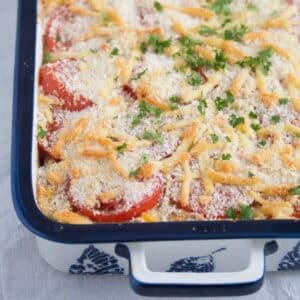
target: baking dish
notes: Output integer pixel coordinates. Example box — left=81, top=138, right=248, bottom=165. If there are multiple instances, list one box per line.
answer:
left=11, top=0, right=300, bottom=297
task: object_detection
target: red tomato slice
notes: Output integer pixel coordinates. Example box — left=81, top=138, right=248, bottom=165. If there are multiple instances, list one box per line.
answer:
left=40, top=59, right=94, bottom=111
left=292, top=210, right=300, bottom=218
left=44, top=6, right=72, bottom=52
left=38, top=117, right=63, bottom=160
left=67, top=177, right=162, bottom=222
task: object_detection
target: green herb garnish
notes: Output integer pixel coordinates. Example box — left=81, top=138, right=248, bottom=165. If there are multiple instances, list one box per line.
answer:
left=271, top=115, right=280, bottom=124
left=240, top=204, right=253, bottom=220
left=110, top=47, right=119, bottom=56
left=143, top=130, right=163, bottom=143
left=224, top=24, right=249, bottom=42
left=215, top=90, right=234, bottom=111
left=90, top=48, right=98, bottom=53
left=143, top=34, right=172, bottom=54
left=229, top=114, right=245, bottom=128
left=248, top=111, right=257, bottom=119
left=129, top=154, right=150, bottom=177
left=131, top=101, right=162, bottom=127
left=226, top=204, right=253, bottom=220
left=102, top=13, right=111, bottom=25
left=279, top=98, right=288, bottom=105
left=154, top=1, right=163, bottom=12
left=42, top=51, right=52, bottom=64
left=226, top=207, right=236, bottom=219
left=211, top=0, right=233, bottom=16
left=199, top=25, right=217, bottom=36
left=250, top=123, right=261, bottom=131
left=248, top=171, right=255, bottom=178
left=257, top=140, right=266, bottom=147
left=116, top=143, right=127, bottom=154
left=288, top=185, right=300, bottom=195
left=131, top=69, right=148, bottom=80
left=168, top=95, right=180, bottom=110
left=238, top=47, right=273, bottom=75
left=225, top=136, right=231, bottom=142
left=213, top=50, right=227, bottom=70
left=210, top=133, right=219, bottom=144
left=38, top=125, right=47, bottom=139
left=187, top=71, right=202, bottom=86
left=198, top=96, right=208, bottom=115
left=56, top=34, right=62, bottom=42
left=222, top=153, right=231, bottom=160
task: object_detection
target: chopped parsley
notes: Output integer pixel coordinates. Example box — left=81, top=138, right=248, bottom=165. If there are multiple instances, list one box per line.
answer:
left=140, top=154, right=150, bottom=165
left=179, top=36, right=199, bottom=48
left=42, top=51, right=51, bottom=64
left=129, top=154, right=150, bottom=177
left=215, top=90, right=234, bottom=111
left=168, top=95, right=180, bottom=110
left=226, top=207, right=236, bottom=219
left=229, top=114, right=245, bottom=128
left=187, top=71, right=202, bottom=86
left=55, top=34, right=62, bottom=42
left=248, top=171, right=255, bottom=178
left=222, top=17, right=232, bottom=27
left=199, top=25, right=217, bottom=36
left=198, top=96, right=208, bottom=115
left=102, top=13, right=111, bottom=25
left=225, top=136, right=231, bottom=142
left=131, top=69, right=148, bottom=80
left=288, top=185, right=300, bottom=195
left=226, top=204, right=253, bottom=220
left=238, top=47, right=273, bottom=75
left=248, top=111, right=257, bottom=119
left=116, top=143, right=127, bottom=154
left=247, top=3, right=259, bottom=12
left=211, top=0, right=233, bottom=16
left=224, top=24, right=249, bottom=42
left=279, top=98, right=288, bottom=105
left=90, top=48, right=98, bottom=53
left=143, top=130, right=163, bottom=144
left=250, top=123, right=261, bottom=131
left=213, top=50, right=227, bottom=70
left=131, top=101, right=162, bottom=127
left=129, top=169, right=140, bottom=177
left=271, top=115, right=280, bottom=124
left=38, top=125, right=47, bottom=139
left=210, top=133, right=219, bottom=144
left=222, top=153, right=231, bottom=160
left=110, top=47, right=119, bottom=56
left=240, top=204, right=253, bottom=220
left=154, top=1, right=163, bottom=12
left=140, top=42, right=148, bottom=53
left=142, top=34, right=172, bottom=54
left=257, top=140, right=266, bottom=147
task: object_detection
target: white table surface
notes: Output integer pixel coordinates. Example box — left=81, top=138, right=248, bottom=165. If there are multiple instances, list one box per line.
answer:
left=0, top=1, right=299, bottom=299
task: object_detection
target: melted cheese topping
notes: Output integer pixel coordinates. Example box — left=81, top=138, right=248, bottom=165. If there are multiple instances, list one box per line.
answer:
left=37, top=0, right=300, bottom=223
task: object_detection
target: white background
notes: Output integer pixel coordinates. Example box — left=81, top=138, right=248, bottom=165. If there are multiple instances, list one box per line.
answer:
left=0, top=1, right=299, bottom=299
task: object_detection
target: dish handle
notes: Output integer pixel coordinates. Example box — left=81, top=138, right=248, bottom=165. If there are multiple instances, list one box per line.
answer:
left=115, top=240, right=277, bottom=297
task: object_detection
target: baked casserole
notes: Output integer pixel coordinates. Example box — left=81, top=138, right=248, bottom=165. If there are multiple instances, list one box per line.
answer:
left=37, top=0, right=300, bottom=223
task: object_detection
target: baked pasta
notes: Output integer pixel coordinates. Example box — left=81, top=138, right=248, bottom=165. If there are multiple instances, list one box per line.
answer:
left=37, top=0, right=300, bottom=224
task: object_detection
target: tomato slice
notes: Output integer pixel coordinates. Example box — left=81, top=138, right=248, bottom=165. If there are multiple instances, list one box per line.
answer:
left=292, top=210, right=300, bottom=218
left=44, top=6, right=72, bottom=52
left=40, top=59, right=94, bottom=111
left=67, top=177, right=162, bottom=222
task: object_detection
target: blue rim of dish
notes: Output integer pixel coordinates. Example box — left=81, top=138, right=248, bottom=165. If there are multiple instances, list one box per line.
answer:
left=11, top=0, right=300, bottom=244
